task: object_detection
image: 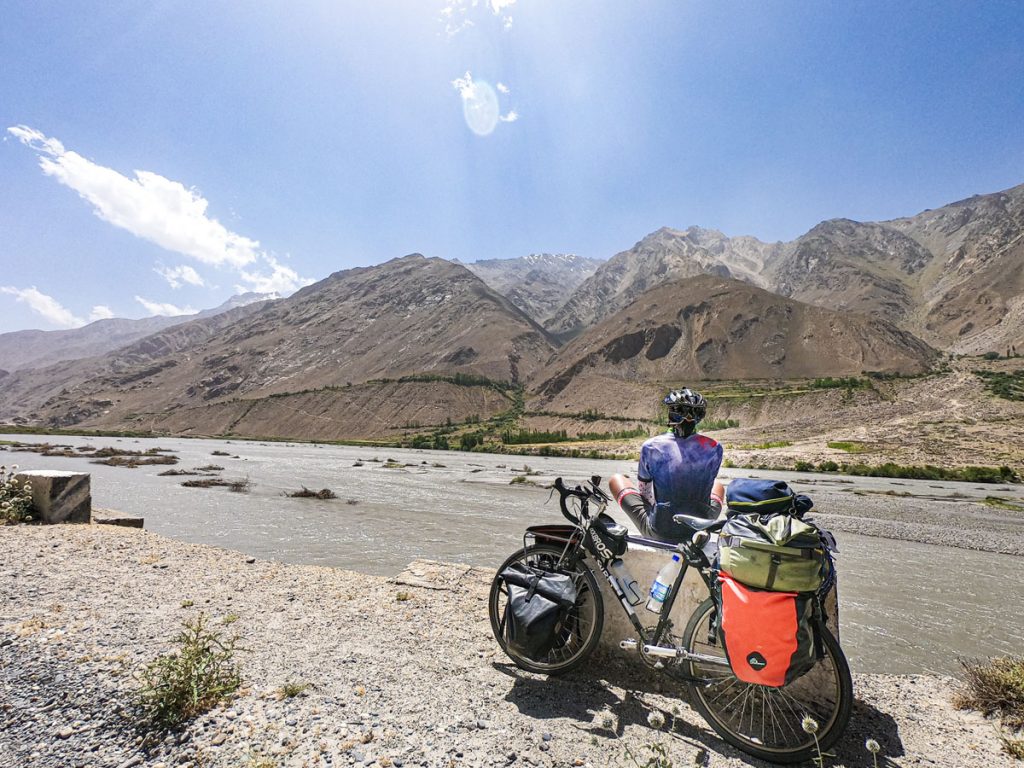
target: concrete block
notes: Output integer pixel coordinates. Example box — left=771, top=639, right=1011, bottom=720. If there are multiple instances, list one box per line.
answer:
left=14, top=470, right=91, bottom=524
left=596, top=540, right=840, bottom=655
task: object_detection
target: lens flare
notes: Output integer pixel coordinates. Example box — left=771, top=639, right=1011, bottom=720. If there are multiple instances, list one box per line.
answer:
left=462, top=80, right=500, bottom=136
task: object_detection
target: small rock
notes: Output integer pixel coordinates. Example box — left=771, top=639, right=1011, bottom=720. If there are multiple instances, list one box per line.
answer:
left=245, top=557, right=256, bottom=564
left=541, top=733, right=552, bottom=742
left=57, top=727, right=73, bottom=739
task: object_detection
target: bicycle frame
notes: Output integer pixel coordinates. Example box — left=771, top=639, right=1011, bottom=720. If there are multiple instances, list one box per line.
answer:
left=523, top=519, right=729, bottom=672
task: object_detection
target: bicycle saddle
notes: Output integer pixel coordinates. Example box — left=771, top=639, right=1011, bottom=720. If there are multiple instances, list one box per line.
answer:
left=672, top=513, right=724, bottom=532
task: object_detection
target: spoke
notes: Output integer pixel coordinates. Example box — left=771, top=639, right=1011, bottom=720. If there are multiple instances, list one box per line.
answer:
left=766, top=688, right=783, bottom=747
left=708, top=675, right=741, bottom=708
left=772, top=687, right=809, bottom=741
left=760, top=686, right=766, bottom=745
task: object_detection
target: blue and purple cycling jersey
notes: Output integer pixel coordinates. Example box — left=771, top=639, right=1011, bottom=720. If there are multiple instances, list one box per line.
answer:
left=638, top=431, right=723, bottom=538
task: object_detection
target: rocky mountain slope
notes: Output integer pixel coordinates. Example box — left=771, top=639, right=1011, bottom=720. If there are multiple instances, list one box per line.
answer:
left=533, top=274, right=936, bottom=412
left=0, top=256, right=555, bottom=432
left=887, top=183, right=1024, bottom=352
left=544, top=227, right=782, bottom=339
left=0, top=292, right=275, bottom=373
left=546, top=184, right=1024, bottom=353
left=460, top=253, right=602, bottom=324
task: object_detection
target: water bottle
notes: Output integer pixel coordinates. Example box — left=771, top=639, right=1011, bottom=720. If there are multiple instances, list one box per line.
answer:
left=609, top=558, right=643, bottom=606
left=645, top=554, right=682, bottom=614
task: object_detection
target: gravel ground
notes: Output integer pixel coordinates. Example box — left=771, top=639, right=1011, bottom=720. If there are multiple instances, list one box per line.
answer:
left=0, top=525, right=1016, bottom=768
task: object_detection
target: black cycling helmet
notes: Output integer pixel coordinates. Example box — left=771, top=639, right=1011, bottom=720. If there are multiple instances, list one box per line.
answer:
left=664, top=388, right=707, bottom=438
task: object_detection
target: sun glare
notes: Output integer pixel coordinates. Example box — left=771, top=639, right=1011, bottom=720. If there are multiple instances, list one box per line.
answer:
left=462, top=79, right=500, bottom=136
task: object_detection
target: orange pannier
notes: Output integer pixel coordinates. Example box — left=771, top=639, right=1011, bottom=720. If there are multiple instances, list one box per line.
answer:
left=718, top=572, right=817, bottom=687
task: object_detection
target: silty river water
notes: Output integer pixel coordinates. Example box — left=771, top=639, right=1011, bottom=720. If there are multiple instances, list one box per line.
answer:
left=4, top=434, right=1022, bottom=676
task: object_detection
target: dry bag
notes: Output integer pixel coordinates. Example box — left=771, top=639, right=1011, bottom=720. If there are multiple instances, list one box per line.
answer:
left=718, top=512, right=828, bottom=592
left=718, top=573, right=817, bottom=687
left=499, top=562, right=578, bottom=660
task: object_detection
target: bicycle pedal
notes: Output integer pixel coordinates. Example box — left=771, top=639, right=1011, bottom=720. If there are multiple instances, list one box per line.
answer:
left=619, top=639, right=638, bottom=651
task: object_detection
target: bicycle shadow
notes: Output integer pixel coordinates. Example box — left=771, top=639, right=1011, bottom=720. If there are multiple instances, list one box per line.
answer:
left=493, top=655, right=905, bottom=767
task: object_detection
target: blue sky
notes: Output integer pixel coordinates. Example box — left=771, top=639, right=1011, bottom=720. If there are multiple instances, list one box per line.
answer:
left=1, top=1, right=1023, bottom=332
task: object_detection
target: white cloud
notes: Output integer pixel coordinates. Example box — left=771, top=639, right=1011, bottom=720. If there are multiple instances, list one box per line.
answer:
left=9, top=126, right=260, bottom=269
left=496, top=82, right=510, bottom=94
left=440, top=0, right=513, bottom=35
left=155, top=264, right=205, bottom=289
left=236, top=254, right=313, bottom=295
left=134, top=296, right=197, bottom=317
left=0, top=286, right=84, bottom=329
left=452, top=71, right=477, bottom=100
left=89, top=305, right=115, bottom=322
left=8, top=125, right=314, bottom=303
left=0, top=286, right=121, bottom=328
left=499, top=110, right=519, bottom=122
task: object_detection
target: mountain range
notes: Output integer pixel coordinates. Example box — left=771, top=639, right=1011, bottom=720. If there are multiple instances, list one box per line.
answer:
left=545, top=183, right=1024, bottom=355
left=459, top=253, right=602, bottom=324
left=0, top=182, right=1021, bottom=439
left=0, top=292, right=275, bottom=373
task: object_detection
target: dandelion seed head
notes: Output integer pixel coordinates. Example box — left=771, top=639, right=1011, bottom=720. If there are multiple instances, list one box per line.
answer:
left=801, top=716, right=819, bottom=735
left=866, top=739, right=881, bottom=754
left=647, top=711, right=666, bottom=729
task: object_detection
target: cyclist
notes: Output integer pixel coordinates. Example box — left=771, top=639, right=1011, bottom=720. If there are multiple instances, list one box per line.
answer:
left=609, top=388, right=725, bottom=542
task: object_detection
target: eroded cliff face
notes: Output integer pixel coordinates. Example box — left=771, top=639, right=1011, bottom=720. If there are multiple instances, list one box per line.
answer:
left=532, top=274, right=936, bottom=409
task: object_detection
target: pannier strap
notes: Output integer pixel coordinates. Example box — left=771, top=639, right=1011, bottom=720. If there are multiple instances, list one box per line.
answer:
left=729, top=496, right=793, bottom=508
left=719, top=535, right=817, bottom=557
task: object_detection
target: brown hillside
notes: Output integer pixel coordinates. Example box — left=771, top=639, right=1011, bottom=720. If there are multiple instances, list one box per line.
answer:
left=0, top=255, right=555, bottom=430
left=532, top=275, right=936, bottom=409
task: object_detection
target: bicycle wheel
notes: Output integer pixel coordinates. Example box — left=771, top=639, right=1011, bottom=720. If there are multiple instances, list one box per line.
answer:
left=680, top=597, right=853, bottom=764
left=488, top=543, right=604, bottom=675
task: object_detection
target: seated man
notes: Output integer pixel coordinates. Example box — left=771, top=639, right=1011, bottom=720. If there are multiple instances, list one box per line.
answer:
left=609, top=388, right=725, bottom=542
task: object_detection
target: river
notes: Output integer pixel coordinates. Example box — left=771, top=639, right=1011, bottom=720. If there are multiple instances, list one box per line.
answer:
left=3, top=433, right=1022, bottom=676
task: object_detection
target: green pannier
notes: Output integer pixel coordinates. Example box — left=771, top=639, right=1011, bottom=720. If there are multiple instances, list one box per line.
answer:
left=718, top=513, right=827, bottom=592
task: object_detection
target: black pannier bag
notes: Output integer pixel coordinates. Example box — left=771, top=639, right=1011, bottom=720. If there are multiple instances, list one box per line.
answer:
left=499, top=562, right=578, bottom=660
left=583, top=512, right=628, bottom=564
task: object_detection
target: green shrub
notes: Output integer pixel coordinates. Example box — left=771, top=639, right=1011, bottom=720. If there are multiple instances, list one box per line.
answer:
left=974, top=369, right=1024, bottom=401
left=277, top=680, right=309, bottom=699
left=810, top=376, right=870, bottom=390
left=955, top=656, right=1024, bottom=735
left=0, top=465, right=33, bottom=525
left=702, top=418, right=740, bottom=431
left=827, top=441, right=869, bottom=454
left=737, top=440, right=792, bottom=450
left=136, top=614, right=241, bottom=729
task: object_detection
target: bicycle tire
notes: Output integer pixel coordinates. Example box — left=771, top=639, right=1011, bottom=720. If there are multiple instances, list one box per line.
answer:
left=488, top=543, right=604, bottom=675
left=680, top=597, right=853, bottom=764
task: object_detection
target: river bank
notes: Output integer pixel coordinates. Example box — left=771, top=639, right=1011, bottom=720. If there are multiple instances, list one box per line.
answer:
left=0, top=525, right=1015, bottom=768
